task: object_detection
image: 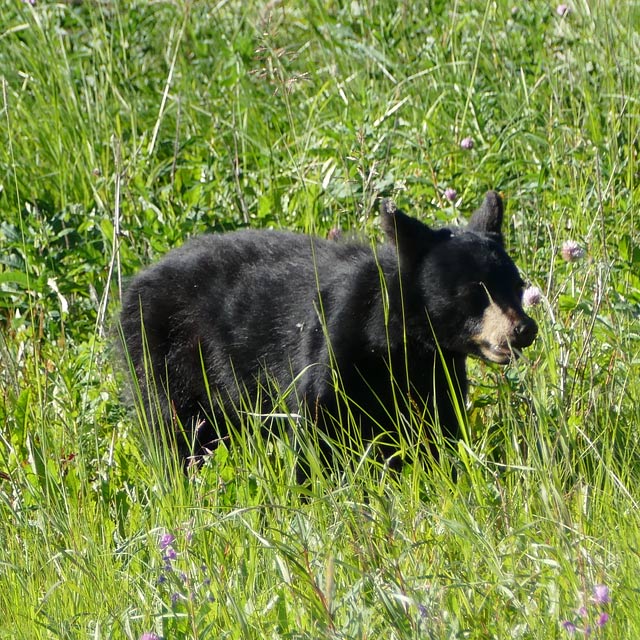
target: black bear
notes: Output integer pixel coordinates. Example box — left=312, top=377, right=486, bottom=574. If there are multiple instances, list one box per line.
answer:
left=120, top=191, right=537, bottom=470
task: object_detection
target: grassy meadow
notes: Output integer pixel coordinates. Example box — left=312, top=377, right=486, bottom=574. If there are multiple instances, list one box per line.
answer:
left=1, top=0, right=640, bottom=637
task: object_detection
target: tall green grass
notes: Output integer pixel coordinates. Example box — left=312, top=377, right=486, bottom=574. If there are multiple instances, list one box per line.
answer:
left=1, top=0, right=639, bottom=637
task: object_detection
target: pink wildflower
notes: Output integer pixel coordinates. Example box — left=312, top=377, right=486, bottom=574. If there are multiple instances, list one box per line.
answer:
left=592, top=584, right=610, bottom=605
left=522, top=286, right=542, bottom=308
left=460, top=137, right=474, bottom=150
left=561, top=240, right=585, bottom=262
left=159, top=533, right=176, bottom=550
left=444, top=187, right=457, bottom=203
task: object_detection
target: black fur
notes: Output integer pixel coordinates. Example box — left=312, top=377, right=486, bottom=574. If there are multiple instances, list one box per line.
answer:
left=120, top=191, right=537, bottom=468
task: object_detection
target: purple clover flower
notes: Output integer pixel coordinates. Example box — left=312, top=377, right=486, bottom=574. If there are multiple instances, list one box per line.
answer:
left=444, top=187, right=457, bottom=203
left=592, top=584, right=610, bottom=605
left=561, top=240, right=585, bottom=262
left=522, top=285, right=542, bottom=308
left=159, top=533, right=176, bottom=550
left=557, top=4, right=570, bottom=17
left=164, top=548, right=177, bottom=562
left=561, top=583, right=611, bottom=636
left=139, top=634, right=161, bottom=640
left=460, top=137, right=474, bottom=150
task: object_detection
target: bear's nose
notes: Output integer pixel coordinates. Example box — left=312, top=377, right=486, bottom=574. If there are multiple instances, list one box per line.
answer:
left=513, top=316, right=538, bottom=347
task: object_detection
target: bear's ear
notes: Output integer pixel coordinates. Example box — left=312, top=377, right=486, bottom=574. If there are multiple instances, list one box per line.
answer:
left=467, top=190, right=504, bottom=244
left=380, top=199, right=435, bottom=267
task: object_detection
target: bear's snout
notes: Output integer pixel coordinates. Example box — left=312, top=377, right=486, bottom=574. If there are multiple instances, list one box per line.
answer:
left=472, top=302, right=538, bottom=363
left=511, top=315, right=537, bottom=349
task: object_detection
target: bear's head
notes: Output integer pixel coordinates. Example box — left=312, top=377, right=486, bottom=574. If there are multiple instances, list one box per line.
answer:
left=381, top=191, right=538, bottom=363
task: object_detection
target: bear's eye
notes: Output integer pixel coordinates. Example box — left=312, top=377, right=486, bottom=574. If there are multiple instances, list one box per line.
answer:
left=460, top=281, right=489, bottom=307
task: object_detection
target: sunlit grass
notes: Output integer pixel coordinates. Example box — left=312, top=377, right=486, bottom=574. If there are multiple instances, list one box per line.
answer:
left=1, top=0, right=639, bottom=637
